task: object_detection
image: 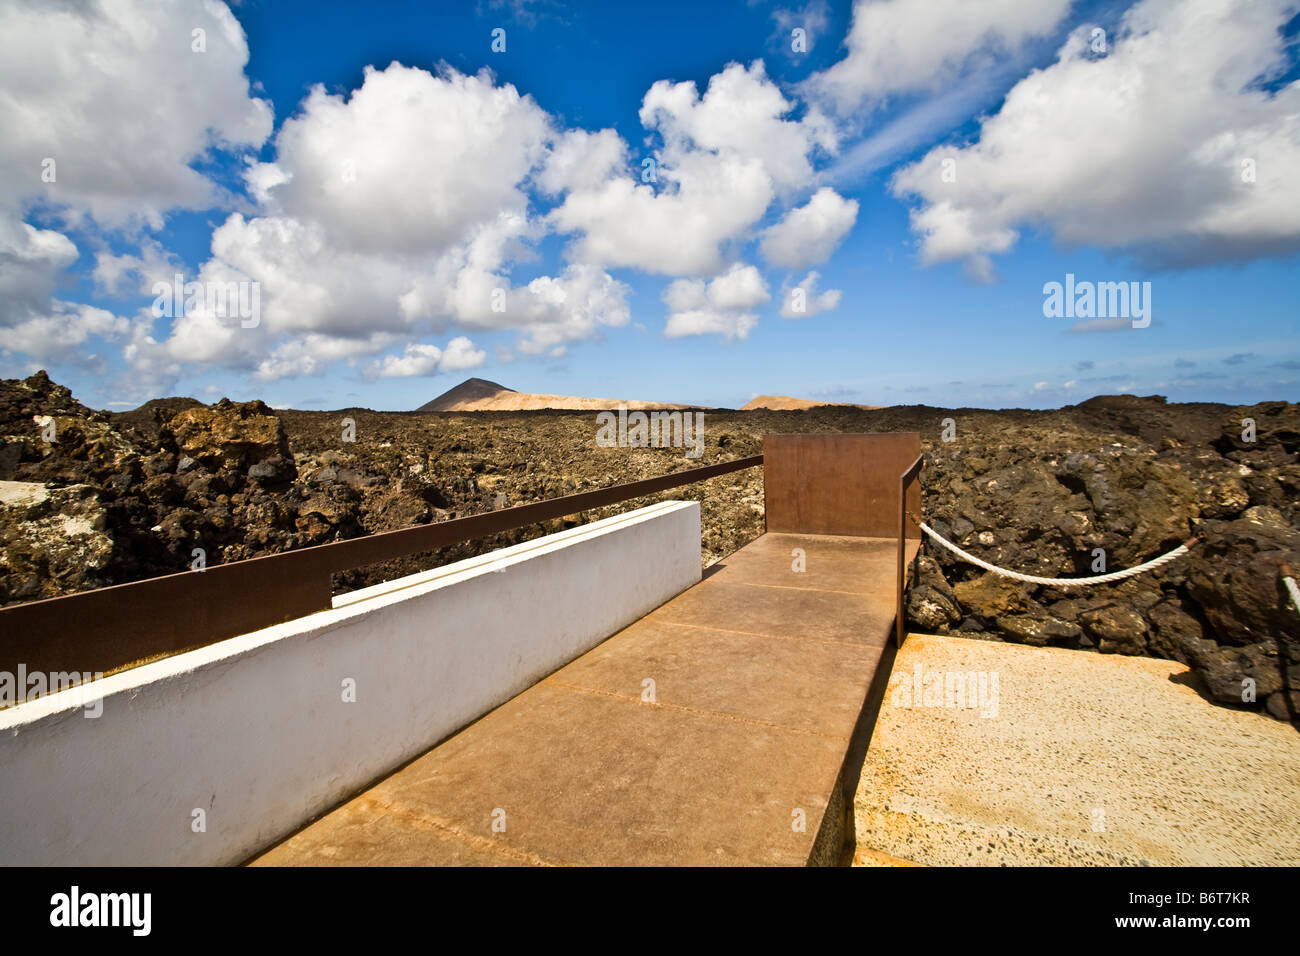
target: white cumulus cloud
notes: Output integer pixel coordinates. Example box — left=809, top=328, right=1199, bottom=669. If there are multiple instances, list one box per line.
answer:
left=0, top=0, right=271, bottom=231
left=550, top=61, right=839, bottom=276
left=368, top=336, right=487, bottom=379
left=890, top=0, right=1300, bottom=274
left=808, top=0, right=1074, bottom=114
left=780, top=271, right=842, bottom=318
left=664, top=263, right=769, bottom=340
left=0, top=0, right=270, bottom=379
left=157, top=64, right=633, bottom=380
left=760, top=188, right=859, bottom=268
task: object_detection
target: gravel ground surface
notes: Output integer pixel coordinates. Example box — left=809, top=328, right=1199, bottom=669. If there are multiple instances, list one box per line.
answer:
left=852, top=634, right=1300, bottom=866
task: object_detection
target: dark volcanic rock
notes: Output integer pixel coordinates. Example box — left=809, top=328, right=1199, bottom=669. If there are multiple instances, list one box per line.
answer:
left=913, top=396, right=1299, bottom=721
left=1180, top=636, right=1286, bottom=705
left=248, top=456, right=294, bottom=485
left=111, top=396, right=205, bottom=441
left=907, top=584, right=961, bottom=631
left=1146, top=598, right=1205, bottom=663
left=1080, top=605, right=1149, bottom=655
left=1184, top=507, right=1299, bottom=647
left=998, top=614, right=1082, bottom=647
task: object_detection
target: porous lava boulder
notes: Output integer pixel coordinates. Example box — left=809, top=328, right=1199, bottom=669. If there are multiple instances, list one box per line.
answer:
left=1180, top=636, right=1291, bottom=714
left=0, top=372, right=143, bottom=602
left=0, top=369, right=88, bottom=423
left=1184, top=507, right=1299, bottom=647
left=164, top=399, right=296, bottom=478
left=0, top=370, right=139, bottom=488
left=0, top=482, right=113, bottom=604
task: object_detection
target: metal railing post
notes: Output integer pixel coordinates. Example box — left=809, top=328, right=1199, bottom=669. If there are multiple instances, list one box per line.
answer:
left=897, top=454, right=924, bottom=648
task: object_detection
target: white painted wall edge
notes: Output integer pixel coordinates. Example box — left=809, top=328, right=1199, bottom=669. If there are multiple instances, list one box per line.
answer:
left=0, top=500, right=701, bottom=866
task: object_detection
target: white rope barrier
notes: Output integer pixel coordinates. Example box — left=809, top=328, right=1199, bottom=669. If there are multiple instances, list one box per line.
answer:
left=912, top=516, right=1198, bottom=588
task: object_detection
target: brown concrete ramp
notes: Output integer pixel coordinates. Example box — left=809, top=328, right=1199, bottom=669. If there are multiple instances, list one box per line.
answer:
left=251, top=531, right=917, bottom=867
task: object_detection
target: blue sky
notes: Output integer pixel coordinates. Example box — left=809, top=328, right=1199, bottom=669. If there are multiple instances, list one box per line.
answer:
left=1, top=0, right=1297, bottom=410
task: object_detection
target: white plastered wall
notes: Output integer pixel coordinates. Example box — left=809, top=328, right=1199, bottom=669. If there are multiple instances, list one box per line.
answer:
left=0, top=500, right=701, bottom=865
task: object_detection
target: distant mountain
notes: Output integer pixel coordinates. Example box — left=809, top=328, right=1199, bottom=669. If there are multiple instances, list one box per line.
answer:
left=742, top=394, right=884, bottom=411
left=416, top=377, right=687, bottom=412
left=417, top=378, right=515, bottom=412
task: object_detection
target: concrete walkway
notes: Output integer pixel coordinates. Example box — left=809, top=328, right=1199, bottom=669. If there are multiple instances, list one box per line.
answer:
left=251, top=532, right=916, bottom=866
left=852, top=634, right=1300, bottom=866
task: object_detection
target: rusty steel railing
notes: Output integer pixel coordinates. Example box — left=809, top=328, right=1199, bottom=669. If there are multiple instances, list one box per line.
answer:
left=896, top=453, right=925, bottom=647
left=0, top=455, right=763, bottom=679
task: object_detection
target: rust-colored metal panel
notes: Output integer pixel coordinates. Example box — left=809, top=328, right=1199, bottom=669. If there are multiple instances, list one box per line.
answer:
left=763, top=433, right=921, bottom=538
left=0, top=455, right=763, bottom=680
left=0, top=550, right=334, bottom=678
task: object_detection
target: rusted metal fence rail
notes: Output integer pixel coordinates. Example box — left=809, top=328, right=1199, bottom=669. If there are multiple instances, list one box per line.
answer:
left=0, top=455, right=763, bottom=678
